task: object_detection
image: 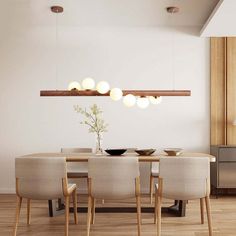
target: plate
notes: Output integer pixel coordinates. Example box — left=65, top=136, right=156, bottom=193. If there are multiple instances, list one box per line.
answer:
left=135, top=149, right=156, bottom=156
left=105, top=149, right=127, bottom=156
left=164, top=148, right=183, bottom=156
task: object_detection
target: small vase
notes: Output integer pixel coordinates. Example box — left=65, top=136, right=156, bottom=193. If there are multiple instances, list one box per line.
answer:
left=95, top=133, right=103, bottom=155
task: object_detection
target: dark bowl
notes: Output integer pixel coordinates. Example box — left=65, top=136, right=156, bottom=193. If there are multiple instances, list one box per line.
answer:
left=135, top=149, right=156, bottom=156
left=105, top=149, right=127, bottom=156
left=164, top=148, right=183, bottom=156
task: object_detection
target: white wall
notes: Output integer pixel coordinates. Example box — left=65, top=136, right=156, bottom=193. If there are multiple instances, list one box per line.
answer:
left=0, top=22, right=210, bottom=193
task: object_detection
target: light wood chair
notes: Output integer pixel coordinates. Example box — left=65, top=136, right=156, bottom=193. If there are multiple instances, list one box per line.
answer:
left=126, top=148, right=138, bottom=154
left=150, top=162, right=159, bottom=204
left=155, top=157, right=213, bottom=236
left=13, top=157, right=78, bottom=236
left=87, top=156, right=141, bottom=236
left=61, top=148, right=92, bottom=179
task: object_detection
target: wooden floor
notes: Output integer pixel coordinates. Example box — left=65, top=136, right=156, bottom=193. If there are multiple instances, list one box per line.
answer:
left=1, top=194, right=236, bottom=236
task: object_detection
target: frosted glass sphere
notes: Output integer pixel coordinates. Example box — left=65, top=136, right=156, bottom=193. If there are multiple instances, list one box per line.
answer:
left=68, top=81, right=81, bottom=91
left=82, top=77, right=95, bottom=90
left=110, top=88, right=123, bottom=101
left=123, top=94, right=136, bottom=107
left=149, top=96, right=162, bottom=105
left=137, top=97, right=149, bottom=109
left=96, top=81, right=110, bottom=94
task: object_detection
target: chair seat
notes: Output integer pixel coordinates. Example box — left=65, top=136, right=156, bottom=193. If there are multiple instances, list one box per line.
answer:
left=68, top=183, right=77, bottom=194
left=67, top=171, right=88, bottom=178
left=151, top=170, right=159, bottom=177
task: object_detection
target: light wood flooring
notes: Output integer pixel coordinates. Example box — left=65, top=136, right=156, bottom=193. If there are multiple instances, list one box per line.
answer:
left=1, top=194, right=236, bottom=236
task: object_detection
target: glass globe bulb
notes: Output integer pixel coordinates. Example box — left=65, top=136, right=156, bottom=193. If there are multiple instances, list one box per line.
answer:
left=123, top=94, right=136, bottom=107
left=149, top=96, right=162, bottom=105
left=82, top=77, right=95, bottom=90
left=68, top=81, right=81, bottom=91
left=137, top=97, right=149, bottom=109
left=96, top=81, right=110, bottom=94
left=110, top=88, right=123, bottom=101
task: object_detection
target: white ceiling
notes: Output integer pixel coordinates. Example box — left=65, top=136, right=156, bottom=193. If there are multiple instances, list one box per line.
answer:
left=0, top=0, right=219, bottom=28
left=201, top=0, right=236, bottom=36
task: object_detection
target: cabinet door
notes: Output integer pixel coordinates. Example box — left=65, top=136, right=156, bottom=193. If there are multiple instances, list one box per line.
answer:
left=219, top=148, right=236, bottom=162
left=219, top=163, right=236, bottom=187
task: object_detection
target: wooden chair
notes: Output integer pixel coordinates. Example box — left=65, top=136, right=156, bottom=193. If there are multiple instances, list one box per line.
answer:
left=87, top=156, right=141, bottom=236
left=13, top=157, right=78, bottom=236
left=155, top=157, right=213, bottom=236
left=61, top=148, right=92, bottom=179
left=149, top=162, right=159, bottom=204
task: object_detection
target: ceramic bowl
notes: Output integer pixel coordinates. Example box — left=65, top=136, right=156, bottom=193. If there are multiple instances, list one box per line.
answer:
left=164, top=148, right=183, bottom=156
left=135, top=149, right=156, bottom=156
left=105, top=149, right=127, bottom=156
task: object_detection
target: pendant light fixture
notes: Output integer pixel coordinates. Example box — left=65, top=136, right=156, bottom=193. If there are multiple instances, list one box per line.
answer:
left=41, top=5, right=191, bottom=109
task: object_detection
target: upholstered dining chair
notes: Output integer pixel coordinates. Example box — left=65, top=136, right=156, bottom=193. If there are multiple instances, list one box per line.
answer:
left=61, top=148, right=92, bottom=179
left=155, top=157, right=213, bottom=236
left=126, top=148, right=138, bottom=154
left=87, top=156, right=141, bottom=236
left=13, top=157, right=78, bottom=236
left=150, top=162, right=159, bottom=204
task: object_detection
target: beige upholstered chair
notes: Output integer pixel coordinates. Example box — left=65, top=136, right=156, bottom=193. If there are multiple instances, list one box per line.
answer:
left=13, top=157, right=78, bottom=236
left=155, top=157, right=212, bottom=236
left=61, top=148, right=92, bottom=179
left=150, top=162, right=159, bottom=204
left=126, top=148, right=137, bottom=154
left=87, top=156, right=141, bottom=236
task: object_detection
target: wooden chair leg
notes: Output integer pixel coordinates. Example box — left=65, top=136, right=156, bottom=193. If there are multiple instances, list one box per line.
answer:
left=87, top=196, right=92, bottom=236
left=72, top=190, right=78, bottom=224
left=13, top=196, right=22, bottom=236
left=27, top=199, right=31, bottom=225
left=150, top=175, right=154, bottom=204
left=65, top=196, right=70, bottom=236
left=136, top=195, right=141, bottom=236
left=157, top=196, right=162, bottom=236
left=154, top=189, right=158, bottom=224
left=205, top=196, right=213, bottom=236
left=200, top=198, right=204, bottom=224
left=91, top=198, right=95, bottom=224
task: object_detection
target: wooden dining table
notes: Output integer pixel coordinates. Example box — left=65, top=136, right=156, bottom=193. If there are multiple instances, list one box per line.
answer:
left=22, top=152, right=215, bottom=217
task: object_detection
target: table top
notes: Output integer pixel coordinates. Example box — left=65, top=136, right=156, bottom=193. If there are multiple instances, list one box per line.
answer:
left=21, top=152, right=216, bottom=162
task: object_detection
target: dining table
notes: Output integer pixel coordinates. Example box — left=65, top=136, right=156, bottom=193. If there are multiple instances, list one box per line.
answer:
left=21, top=152, right=215, bottom=218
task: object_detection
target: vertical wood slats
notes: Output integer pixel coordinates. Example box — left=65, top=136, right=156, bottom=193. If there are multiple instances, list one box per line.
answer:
left=211, top=37, right=236, bottom=145
left=226, top=38, right=236, bottom=145
left=210, top=37, right=227, bottom=145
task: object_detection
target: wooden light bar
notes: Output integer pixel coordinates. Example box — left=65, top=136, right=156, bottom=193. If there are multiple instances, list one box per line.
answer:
left=40, top=90, right=191, bottom=97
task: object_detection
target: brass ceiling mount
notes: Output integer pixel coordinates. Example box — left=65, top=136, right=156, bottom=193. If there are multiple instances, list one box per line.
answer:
left=166, top=6, right=179, bottom=14
left=51, top=6, right=64, bottom=13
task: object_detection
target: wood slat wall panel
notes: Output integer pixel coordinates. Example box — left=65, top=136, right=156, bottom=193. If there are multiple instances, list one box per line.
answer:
left=226, top=37, right=236, bottom=145
left=210, top=37, right=227, bottom=145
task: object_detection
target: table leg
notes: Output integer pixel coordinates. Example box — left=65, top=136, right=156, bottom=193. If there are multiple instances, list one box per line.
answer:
left=48, top=199, right=65, bottom=217
left=48, top=200, right=187, bottom=217
left=167, top=200, right=187, bottom=217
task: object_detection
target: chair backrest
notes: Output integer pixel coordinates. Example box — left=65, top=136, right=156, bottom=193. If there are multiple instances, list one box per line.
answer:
left=159, top=157, right=210, bottom=200
left=151, top=162, right=159, bottom=173
left=15, top=157, right=67, bottom=200
left=61, top=148, right=92, bottom=153
left=126, top=148, right=137, bottom=154
left=61, top=148, right=92, bottom=173
left=88, top=157, right=140, bottom=200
